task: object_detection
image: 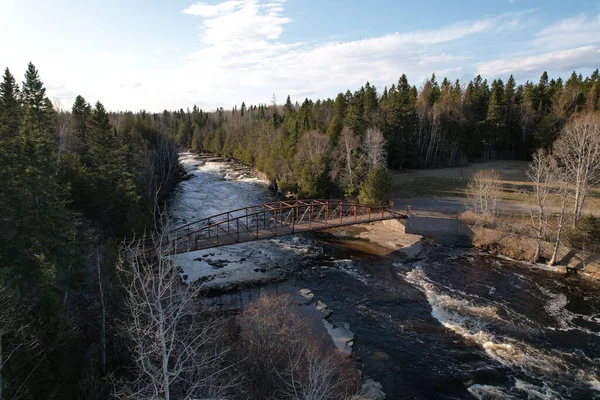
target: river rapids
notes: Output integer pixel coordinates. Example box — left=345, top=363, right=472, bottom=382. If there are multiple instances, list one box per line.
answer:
left=169, top=152, right=600, bottom=399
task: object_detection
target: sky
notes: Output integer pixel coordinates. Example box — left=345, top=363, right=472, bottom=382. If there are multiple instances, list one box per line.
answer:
left=1, top=0, right=599, bottom=112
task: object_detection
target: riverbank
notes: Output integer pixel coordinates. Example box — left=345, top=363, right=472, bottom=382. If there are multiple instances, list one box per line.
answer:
left=170, top=151, right=600, bottom=399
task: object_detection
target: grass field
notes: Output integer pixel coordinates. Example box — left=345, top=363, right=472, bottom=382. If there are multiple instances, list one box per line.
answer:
left=389, top=161, right=600, bottom=213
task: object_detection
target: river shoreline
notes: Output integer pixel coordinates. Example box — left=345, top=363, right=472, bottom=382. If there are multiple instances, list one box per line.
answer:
left=170, top=151, right=600, bottom=399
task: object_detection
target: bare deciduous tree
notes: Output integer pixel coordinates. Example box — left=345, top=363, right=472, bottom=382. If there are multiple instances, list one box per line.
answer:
left=516, top=102, right=536, bottom=145
left=553, top=113, right=600, bottom=226
left=527, top=149, right=555, bottom=263
left=329, top=127, right=362, bottom=195
left=362, top=127, right=387, bottom=170
left=237, top=294, right=360, bottom=400
left=52, top=99, right=73, bottom=175
left=115, top=216, right=236, bottom=400
left=548, top=164, right=571, bottom=266
left=0, top=287, right=41, bottom=400
left=468, top=169, right=502, bottom=218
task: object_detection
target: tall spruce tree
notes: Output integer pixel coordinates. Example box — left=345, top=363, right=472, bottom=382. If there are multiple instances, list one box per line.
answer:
left=71, top=94, right=91, bottom=156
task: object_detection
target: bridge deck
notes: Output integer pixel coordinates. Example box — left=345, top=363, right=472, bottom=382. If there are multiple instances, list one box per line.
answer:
left=142, top=200, right=405, bottom=256
left=171, top=211, right=400, bottom=254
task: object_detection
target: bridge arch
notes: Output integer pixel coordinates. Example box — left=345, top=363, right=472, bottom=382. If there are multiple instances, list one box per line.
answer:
left=157, top=199, right=405, bottom=254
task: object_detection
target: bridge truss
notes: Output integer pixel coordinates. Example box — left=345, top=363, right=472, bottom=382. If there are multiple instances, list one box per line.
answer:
left=154, top=199, right=405, bottom=254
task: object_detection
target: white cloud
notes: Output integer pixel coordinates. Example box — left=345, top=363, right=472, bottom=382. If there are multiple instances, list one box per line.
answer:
left=23, top=2, right=597, bottom=112
left=156, top=2, right=506, bottom=108
left=535, top=13, right=600, bottom=49
left=476, top=46, right=599, bottom=77
left=183, top=1, right=247, bottom=18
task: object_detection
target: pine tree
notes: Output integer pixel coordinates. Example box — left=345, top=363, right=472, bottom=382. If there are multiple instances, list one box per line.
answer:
left=504, top=75, right=516, bottom=151
left=283, top=95, right=294, bottom=117
left=0, top=68, right=21, bottom=139
left=86, top=102, right=140, bottom=235
left=71, top=95, right=91, bottom=155
left=363, top=82, right=378, bottom=124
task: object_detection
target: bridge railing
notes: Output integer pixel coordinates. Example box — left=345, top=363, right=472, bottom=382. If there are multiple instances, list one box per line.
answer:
left=143, top=199, right=405, bottom=255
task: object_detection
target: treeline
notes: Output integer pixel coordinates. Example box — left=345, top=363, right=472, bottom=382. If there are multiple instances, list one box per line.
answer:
left=0, top=63, right=182, bottom=398
left=168, top=70, right=600, bottom=199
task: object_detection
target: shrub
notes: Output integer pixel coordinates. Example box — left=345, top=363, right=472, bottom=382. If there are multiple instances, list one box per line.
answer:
left=467, top=169, right=502, bottom=217
left=358, top=166, right=390, bottom=205
left=566, top=214, right=600, bottom=253
left=236, top=294, right=360, bottom=400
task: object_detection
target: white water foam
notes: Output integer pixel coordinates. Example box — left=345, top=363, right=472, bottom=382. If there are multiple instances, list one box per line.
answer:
left=334, top=259, right=369, bottom=284
left=467, top=384, right=512, bottom=399
left=514, top=379, right=564, bottom=400
left=403, top=267, right=596, bottom=397
left=171, top=153, right=319, bottom=290
left=537, top=284, right=600, bottom=337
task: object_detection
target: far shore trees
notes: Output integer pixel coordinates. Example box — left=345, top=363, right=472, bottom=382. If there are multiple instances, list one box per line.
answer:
left=527, top=149, right=554, bottom=263
left=553, top=113, right=600, bottom=227
left=468, top=169, right=502, bottom=218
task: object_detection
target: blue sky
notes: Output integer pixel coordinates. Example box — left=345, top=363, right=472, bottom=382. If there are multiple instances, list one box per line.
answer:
left=1, top=0, right=599, bottom=111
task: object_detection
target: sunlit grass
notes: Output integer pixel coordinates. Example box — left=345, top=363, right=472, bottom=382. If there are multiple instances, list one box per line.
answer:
left=389, top=160, right=600, bottom=213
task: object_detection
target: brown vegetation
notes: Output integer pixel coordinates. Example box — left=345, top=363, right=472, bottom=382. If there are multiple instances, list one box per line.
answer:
left=236, top=294, right=361, bottom=400
left=467, top=169, right=502, bottom=217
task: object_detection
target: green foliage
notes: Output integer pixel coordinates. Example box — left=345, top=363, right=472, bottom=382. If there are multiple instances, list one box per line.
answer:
left=358, top=166, right=390, bottom=205
left=566, top=215, right=600, bottom=253
left=1, top=63, right=184, bottom=399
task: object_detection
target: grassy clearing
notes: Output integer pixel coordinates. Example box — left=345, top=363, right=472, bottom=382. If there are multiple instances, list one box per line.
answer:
left=390, top=160, right=600, bottom=213
left=389, top=161, right=532, bottom=201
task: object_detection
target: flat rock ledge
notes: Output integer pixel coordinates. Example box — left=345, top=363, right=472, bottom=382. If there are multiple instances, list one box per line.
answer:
left=298, top=289, right=386, bottom=399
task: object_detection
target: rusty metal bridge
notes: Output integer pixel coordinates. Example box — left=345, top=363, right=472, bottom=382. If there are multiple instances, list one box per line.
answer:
left=154, top=199, right=406, bottom=255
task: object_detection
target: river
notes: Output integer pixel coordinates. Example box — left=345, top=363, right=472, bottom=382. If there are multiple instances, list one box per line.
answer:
left=169, top=152, right=600, bottom=399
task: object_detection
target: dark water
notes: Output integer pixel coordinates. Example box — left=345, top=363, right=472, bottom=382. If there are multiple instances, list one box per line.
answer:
left=171, top=153, right=600, bottom=399
left=299, top=241, right=600, bottom=399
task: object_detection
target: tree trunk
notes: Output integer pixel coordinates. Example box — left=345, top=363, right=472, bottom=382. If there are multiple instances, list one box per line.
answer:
left=97, top=247, right=107, bottom=375
left=0, top=333, right=3, bottom=400
left=549, top=197, right=567, bottom=266
left=533, top=239, right=541, bottom=264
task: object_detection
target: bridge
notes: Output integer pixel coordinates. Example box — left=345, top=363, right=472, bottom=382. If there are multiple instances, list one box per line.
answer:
left=152, top=199, right=406, bottom=255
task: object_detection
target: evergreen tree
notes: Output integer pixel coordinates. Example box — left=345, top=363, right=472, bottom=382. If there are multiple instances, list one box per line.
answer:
left=71, top=94, right=91, bottom=155
left=86, top=102, right=140, bottom=235
left=283, top=95, right=294, bottom=117
left=0, top=68, right=21, bottom=139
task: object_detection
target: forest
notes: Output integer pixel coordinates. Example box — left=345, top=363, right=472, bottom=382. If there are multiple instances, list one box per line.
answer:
left=172, top=70, right=600, bottom=201
left=0, top=62, right=599, bottom=399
